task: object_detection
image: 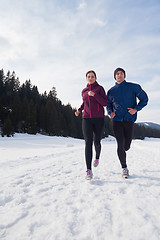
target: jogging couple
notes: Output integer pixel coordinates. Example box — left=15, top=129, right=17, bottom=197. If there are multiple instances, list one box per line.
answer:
left=75, top=68, right=148, bottom=180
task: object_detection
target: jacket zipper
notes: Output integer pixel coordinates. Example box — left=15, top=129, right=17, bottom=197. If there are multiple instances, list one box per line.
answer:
left=88, top=84, right=92, bottom=118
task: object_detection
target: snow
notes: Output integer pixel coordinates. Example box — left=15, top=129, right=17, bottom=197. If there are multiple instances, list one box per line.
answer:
left=0, top=133, right=160, bottom=240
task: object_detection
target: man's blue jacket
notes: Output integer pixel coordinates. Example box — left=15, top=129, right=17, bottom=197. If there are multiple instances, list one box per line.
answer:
left=106, top=80, right=148, bottom=122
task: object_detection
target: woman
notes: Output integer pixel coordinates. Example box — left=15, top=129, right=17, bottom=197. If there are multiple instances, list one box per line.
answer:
left=75, top=70, right=107, bottom=180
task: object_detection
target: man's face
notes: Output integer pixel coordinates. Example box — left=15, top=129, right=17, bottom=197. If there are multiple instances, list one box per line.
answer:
left=115, top=71, right=125, bottom=84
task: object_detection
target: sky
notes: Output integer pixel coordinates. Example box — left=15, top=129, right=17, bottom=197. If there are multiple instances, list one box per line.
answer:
left=0, top=0, right=160, bottom=124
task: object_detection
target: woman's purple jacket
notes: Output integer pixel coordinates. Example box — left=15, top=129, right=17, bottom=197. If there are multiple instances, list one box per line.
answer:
left=78, top=81, right=108, bottom=118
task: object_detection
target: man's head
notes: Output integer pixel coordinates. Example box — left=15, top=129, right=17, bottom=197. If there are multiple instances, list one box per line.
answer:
left=114, top=67, right=126, bottom=84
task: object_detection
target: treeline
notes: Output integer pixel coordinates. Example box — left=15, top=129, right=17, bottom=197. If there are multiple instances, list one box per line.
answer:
left=133, top=123, right=160, bottom=139
left=0, top=69, right=160, bottom=139
left=0, top=69, right=82, bottom=138
left=103, top=117, right=160, bottom=139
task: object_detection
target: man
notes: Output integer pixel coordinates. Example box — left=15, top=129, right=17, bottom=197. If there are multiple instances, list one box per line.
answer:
left=107, top=67, right=148, bottom=178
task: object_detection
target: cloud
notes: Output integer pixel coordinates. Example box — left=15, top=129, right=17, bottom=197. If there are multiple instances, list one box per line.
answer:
left=77, top=1, right=87, bottom=10
left=92, top=18, right=106, bottom=27
left=137, top=107, right=160, bottom=125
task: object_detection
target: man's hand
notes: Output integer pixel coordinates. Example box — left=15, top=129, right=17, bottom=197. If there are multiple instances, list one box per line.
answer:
left=110, top=112, right=116, bottom=119
left=128, top=108, right=137, bottom=115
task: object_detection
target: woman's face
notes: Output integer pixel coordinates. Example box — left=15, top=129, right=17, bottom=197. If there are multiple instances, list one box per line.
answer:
left=86, top=72, right=96, bottom=84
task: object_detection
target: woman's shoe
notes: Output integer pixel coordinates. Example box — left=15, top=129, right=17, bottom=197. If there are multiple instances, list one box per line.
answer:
left=93, top=159, right=99, bottom=167
left=86, top=169, right=93, bottom=180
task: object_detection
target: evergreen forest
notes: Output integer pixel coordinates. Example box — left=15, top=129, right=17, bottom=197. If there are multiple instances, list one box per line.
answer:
left=0, top=69, right=160, bottom=139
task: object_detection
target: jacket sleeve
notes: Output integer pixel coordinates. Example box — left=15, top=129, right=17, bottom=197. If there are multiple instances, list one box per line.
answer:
left=94, top=86, right=108, bottom=106
left=78, top=102, right=84, bottom=112
left=106, top=90, right=113, bottom=115
left=135, top=84, right=148, bottom=111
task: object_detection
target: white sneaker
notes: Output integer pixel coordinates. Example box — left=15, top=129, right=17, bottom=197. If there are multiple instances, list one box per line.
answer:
left=86, top=169, right=93, bottom=180
left=122, top=168, right=129, bottom=178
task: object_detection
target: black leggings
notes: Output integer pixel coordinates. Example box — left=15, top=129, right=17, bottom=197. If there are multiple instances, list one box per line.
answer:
left=82, top=118, right=104, bottom=170
left=112, top=121, right=134, bottom=168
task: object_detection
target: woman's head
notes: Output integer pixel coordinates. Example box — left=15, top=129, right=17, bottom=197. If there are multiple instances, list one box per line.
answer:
left=86, top=70, right=97, bottom=84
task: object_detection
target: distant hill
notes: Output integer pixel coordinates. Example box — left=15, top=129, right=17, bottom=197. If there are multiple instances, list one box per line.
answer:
left=137, top=122, right=160, bottom=130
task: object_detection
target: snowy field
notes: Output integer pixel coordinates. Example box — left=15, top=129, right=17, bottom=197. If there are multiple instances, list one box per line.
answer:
left=0, top=133, right=160, bottom=240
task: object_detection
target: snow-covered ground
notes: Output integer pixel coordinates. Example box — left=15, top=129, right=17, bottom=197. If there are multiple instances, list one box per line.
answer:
left=0, top=133, right=160, bottom=240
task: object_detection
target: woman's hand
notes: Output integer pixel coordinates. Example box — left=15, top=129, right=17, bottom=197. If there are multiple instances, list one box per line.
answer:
left=75, top=111, right=80, bottom=117
left=88, top=91, right=95, bottom=96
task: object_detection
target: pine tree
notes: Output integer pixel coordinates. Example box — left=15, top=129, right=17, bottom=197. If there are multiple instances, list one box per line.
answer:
left=45, top=99, right=59, bottom=135
left=1, top=116, right=14, bottom=137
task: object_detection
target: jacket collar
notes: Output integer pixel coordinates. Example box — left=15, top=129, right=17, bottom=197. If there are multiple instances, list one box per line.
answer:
left=115, top=80, right=126, bottom=86
left=87, top=81, right=98, bottom=88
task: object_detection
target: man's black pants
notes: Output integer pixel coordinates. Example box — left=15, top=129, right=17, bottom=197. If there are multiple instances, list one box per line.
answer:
left=112, top=121, right=134, bottom=168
